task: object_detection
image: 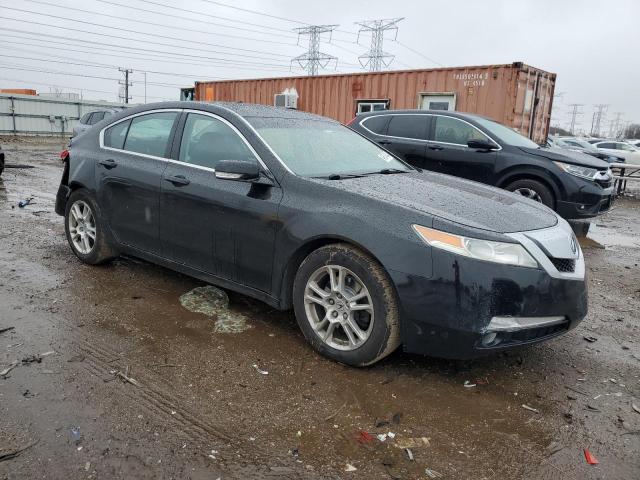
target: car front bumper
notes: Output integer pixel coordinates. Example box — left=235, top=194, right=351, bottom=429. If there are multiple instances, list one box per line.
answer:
left=390, top=249, right=588, bottom=360
left=556, top=179, right=614, bottom=219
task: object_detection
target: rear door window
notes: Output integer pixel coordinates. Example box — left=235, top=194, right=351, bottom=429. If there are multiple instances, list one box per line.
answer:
left=104, top=119, right=131, bottom=150
left=123, top=112, right=178, bottom=158
left=178, top=113, right=257, bottom=170
left=361, top=116, right=390, bottom=135
left=387, top=115, right=428, bottom=140
left=80, top=113, right=91, bottom=124
left=597, top=142, right=615, bottom=149
left=433, top=116, right=489, bottom=145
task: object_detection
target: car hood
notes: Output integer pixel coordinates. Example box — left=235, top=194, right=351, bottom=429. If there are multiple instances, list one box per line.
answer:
left=520, top=146, right=609, bottom=169
left=312, top=171, right=558, bottom=234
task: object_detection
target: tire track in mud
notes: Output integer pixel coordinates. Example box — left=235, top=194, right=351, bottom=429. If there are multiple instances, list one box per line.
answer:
left=71, top=336, right=306, bottom=478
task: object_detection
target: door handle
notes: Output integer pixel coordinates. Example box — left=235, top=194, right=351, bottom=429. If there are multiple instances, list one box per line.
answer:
left=164, top=175, right=190, bottom=186
left=428, top=145, right=444, bottom=151
left=98, top=158, right=117, bottom=169
left=378, top=140, right=392, bottom=145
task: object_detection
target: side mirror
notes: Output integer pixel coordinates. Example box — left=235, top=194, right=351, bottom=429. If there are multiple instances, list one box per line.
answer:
left=215, top=159, right=261, bottom=181
left=467, top=139, right=498, bottom=150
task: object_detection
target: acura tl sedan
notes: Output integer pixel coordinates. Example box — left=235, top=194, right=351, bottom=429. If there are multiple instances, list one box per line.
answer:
left=55, top=102, right=587, bottom=366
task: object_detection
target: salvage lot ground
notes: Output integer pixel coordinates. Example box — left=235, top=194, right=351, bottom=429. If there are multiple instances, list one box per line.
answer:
left=0, top=138, right=638, bottom=479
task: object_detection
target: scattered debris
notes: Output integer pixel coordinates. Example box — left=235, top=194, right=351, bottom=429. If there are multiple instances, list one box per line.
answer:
left=585, top=404, right=600, bottom=412
left=583, top=448, right=599, bottom=465
left=180, top=286, right=251, bottom=333
left=252, top=364, right=269, bottom=375
left=344, top=463, right=357, bottom=472
left=0, top=326, right=14, bottom=335
left=521, top=404, right=540, bottom=414
left=113, top=368, right=142, bottom=387
left=405, top=448, right=414, bottom=461
left=18, top=197, right=34, bottom=208
left=376, top=433, right=388, bottom=442
left=463, top=380, right=476, bottom=388
left=21, top=354, right=42, bottom=365
left=0, top=361, right=18, bottom=378
left=357, top=431, right=374, bottom=444
left=22, top=389, right=34, bottom=398
left=288, top=447, right=299, bottom=457
left=394, top=437, right=430, bottom=449
left=425, top=468, right=443, bottom=478
left=70, top=427, right=82, bottom=444
left=324, top=402, right=346, bottom=421
left=566, top=385, right=587, bottom=396
left=583, top=336, right=598, bottom=343
left=632, top=403, right=640, bottom=415
left=392, top=412, right=403, bottom=425
left=0, top=440, right=39, bottom=463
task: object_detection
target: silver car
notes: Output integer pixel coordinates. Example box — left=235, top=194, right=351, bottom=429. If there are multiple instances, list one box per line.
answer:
left=72, top=108, right=124, bottom=138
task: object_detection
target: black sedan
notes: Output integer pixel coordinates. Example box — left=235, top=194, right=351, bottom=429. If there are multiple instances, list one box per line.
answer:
left=349, top=110, right=614, bottom=219
left=55, top=102, right=587, bottom=366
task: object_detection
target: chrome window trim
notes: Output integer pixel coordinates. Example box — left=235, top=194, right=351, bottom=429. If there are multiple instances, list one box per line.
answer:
left=98, top=108, right=274, bottom=178
left=359, top=113, right=503, bottom=151
left=99, top=108, right=182, bottom=161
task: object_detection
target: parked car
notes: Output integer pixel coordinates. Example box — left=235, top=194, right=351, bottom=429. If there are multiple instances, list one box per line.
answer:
left=0, top=144, right=4, bottom=177
left=349, top=110, right=613, bottom=219
left=624, top=139, right=640, bottom=148
left=56, top=102, right=587, bottom=365
left=592, top=140, right=640, bottom=163
left=549, top=136, right=623, bottom=163
left=72, top=108, right=124, bottom=138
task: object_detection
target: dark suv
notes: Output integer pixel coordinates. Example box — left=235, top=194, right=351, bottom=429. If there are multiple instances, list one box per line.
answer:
left=349, top=111, right=614, bottom=219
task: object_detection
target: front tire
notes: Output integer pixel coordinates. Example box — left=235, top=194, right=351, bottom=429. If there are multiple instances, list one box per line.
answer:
left=505, top=178, right=555, bottom=209
left=293, top=244, right=400, bottom=367
left=64, top=189, right=116, bottom=264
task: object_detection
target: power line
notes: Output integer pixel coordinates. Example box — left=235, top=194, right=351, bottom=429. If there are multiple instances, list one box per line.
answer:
left=1, top=7, right=292, bottom=60
left=292, top=25, right=339, bottom=76
left=391, top=40, right=443, bottom=67
left=0, top=24, right=302, bottom=70
left=0, top=35, right=307, bottom=74
left=197, top=0, right=310, bottom=25
left=356, top=18, right=404, bottom=71
left=21, top=0, right=297, bottom=48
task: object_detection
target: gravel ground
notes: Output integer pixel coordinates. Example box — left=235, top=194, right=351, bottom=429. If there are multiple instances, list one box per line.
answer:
left=0, top=139, right=638, bottom=480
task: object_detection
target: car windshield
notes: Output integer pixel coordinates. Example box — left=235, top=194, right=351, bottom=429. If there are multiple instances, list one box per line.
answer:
left=251, top=118, right=411, bottom=177
left=472, top=117, right=540, bottom=148
left=566, top=138, right=597, bottom=150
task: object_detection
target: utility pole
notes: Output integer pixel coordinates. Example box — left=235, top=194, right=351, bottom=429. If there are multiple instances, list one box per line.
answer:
left=355, top=18, right=404, bottom=71
left=292, top=25, right=338, bottom=76
left=590, top=104, right=608, bottom=137
left=118, top=67, right=133, bottom=104
left=567, top=103, right=584, bottom=134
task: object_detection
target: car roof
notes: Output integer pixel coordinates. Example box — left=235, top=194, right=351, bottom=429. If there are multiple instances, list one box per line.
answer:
left=356, top=109, right=490, bottom=122
left=114, top=101, right=335, bottom=123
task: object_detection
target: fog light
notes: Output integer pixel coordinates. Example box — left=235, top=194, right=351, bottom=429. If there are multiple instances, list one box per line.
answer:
left=481, top=332, right=498, bottom=346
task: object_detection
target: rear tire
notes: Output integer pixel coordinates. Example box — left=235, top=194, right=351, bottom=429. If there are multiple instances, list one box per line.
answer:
left=64, top=189, right=117, bottom=265
left=505, top=179, right=555, bottom=209
left=293, top=243, right=400, bottom=367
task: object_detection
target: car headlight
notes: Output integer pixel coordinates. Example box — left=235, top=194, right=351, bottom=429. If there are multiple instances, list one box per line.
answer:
left=553, top=161, right=597, bottom=179
left=412, top=225, right=538, bottom=268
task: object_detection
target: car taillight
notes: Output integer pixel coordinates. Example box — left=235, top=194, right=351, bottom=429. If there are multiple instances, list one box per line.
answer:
left=60, top=149, right=69, bottom=161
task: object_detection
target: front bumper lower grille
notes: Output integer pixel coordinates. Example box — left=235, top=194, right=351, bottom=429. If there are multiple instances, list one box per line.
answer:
left=550, top=257, right=576, bottom=273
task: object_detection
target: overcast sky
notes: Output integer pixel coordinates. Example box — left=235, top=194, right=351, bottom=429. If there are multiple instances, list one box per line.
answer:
left=1, top=0, right=637, bottom=133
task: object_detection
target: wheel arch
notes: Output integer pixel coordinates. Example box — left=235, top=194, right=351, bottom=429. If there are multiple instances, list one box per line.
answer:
left=278, top=235, right=390, bottom=310
left=497, top=170, right=561, bottom=208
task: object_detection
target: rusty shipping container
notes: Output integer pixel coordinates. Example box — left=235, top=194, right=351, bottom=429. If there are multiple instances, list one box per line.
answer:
left=195, top=62, right=556, bottom=144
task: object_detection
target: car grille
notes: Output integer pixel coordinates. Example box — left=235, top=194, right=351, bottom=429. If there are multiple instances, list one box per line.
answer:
left=550, top=257, right=576, bottom=273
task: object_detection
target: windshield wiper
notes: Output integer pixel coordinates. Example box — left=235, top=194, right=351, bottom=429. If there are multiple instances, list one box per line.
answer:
left=313, top=173, right=365, bottom=180
left=362, top=168, right=411, bottom=175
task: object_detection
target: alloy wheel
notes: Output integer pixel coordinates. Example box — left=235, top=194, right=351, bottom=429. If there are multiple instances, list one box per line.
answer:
left=68, top=200, right=96, bottom=254
left=513, top=187, right=543, bottom=203
left=303, top=265, right=374, bottom=351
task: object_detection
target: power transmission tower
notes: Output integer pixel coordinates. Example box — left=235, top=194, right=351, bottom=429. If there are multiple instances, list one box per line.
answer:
left=292, top=25, right=338, bottom=76
left=567, top=104, right=583, bottom=135
left=590, top=104, right=608, bottom=137
left=355, top=18, right=404, bottom=71
left=609, top=112, right=623, bottom=138
left=118, top=67, right=133, bottom=103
